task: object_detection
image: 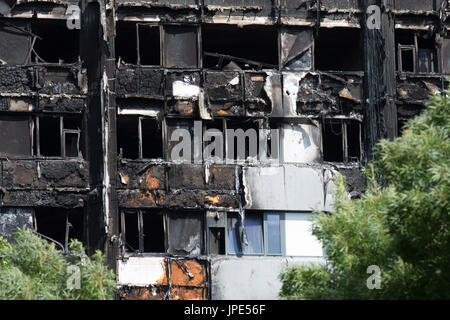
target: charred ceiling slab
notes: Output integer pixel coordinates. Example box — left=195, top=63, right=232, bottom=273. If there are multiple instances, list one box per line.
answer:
left=279, top=0, right=309, bottom=24
left=2, top=160, right=89, bottom=189
left=1, top=190, right=86, bottom=207
left=164, top=189, right=238, bottom=209
left=394, top=0, right=440, bottom=12
left=118, top=189, right=165, bottom=208
left=321, top=0, right=360, bottom=10
left=167, top=164, right=235, bottom=192
left=203, top=0, right=275, bottom=24
left=0, top=66, right=32, bottom=93
left=396, top=76, right=443, bottom=102
left=117, top=162, right=166, bottom=190
left=38, top=96, right=86, bottom=113
left=117, top=66, right=164, bottom=98
left=115, top=6, right=200, bottom=23
left=168, top=164, right=206, bottom=190
left=117, top=0, right=199, bottom=10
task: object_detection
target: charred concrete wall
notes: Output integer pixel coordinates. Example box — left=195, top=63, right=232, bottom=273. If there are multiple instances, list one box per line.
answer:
left=1, top=0, right=449, bottom=300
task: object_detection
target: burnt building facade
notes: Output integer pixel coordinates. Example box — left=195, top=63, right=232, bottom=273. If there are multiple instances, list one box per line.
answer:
left=0, top=0, right=449, bottom=300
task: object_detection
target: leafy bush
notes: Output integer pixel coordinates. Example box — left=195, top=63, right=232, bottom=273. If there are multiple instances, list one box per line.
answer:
left=0, top=229, right=115, bottom=300
left=280, top=88, right=450, bottom=299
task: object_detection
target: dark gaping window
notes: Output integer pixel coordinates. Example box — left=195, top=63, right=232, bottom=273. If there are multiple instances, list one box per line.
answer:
left=117, top=115, right=163, bottom=160
left=322, top=119, right=361, bottom=163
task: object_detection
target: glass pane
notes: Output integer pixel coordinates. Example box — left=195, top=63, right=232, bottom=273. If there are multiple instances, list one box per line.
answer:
left=227, top=213, right=263, bottom=255
left=244, top=214, right=263, bottom=254
left=167, top=211, right=203, bottom=256
left=266, top=213, right=281, bottom=254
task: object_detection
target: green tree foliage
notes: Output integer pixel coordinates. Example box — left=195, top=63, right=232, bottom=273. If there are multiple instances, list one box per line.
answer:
left=0, top=229, right=115, bottom=300
left=280, top=88, right=450, bottom=299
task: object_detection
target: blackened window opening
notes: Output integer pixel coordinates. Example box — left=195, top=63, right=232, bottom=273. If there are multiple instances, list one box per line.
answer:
left=116, top=21, right=137, bottom=64
left=142, top=211, right=165, bottom=253
left=315, top=27, right=363, bottom=71
left=346, top=120, right=361, bottom=161
left=31, top=20, right=79, bottom=64
left=141, top=117, right=163, bottom=159
left=138, top=24, right=160, bottom=66
left=323, top=121, right=343, bottom=162
left=117, top=116, right=139, bottom=159
left=39, top=116, right=61, bottom=157
left=202, top=24, right=278, bottom=70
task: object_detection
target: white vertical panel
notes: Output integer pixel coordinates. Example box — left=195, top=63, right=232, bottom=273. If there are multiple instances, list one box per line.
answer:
left=284, top=212, right=323, bottom=257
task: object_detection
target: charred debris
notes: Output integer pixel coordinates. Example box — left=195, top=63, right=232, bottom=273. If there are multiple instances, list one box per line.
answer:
left=0, top=0, right=449, bottom=300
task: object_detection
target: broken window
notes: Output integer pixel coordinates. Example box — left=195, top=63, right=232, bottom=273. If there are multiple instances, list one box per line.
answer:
left=116, top=21, right=161, bottom=66
left=120, top=210, right=203, bottom=255
left=202, top=24, right=278, bottom=70
left=280, top=27, right=313, bottom=71
left=315, top=27, right=363, bottom=71
left=117, top=115, right=163, bottom=160
left=396, top=30, right=438, bottom=73
left=34, top=207, right=84, bottom=251
left=167, top=210, right=204, bottom=256
left=0, top=115, right=33, bottom=157
left=121, top=209, right=165, bottom=253
left=163, top=25, right=198, bottom=68
left=322, top=119, right=361, bottom=163
left=37, top=116, right=81, bottom=158
left=31, top=19, right=79, bottom=64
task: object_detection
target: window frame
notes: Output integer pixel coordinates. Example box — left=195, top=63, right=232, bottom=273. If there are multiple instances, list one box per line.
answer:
left=222, top=211, right=286, bottom=257
left=322, top=118, right=362, bottom=164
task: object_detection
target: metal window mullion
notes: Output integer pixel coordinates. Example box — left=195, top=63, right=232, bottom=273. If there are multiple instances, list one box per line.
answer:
left=263, top=213, right=268, bottom=256
left=281, top=213, right=286, bottom=256
left=414, top=33, right=418, bottom=73
left=138, top=116, right=143, bottom=159
left=60, top=116, right=64, bottom=157
left=64, top=212, right=69, bottom=252
left=136, top=23, right=141, bottom=65
left=224, top=212, right=229, bottom=256
left=342, top=121, right=348, bottom=163
left=138, top=210, right=144, bottom=252
left=121, top=211, right=126, bottom=252
left=36, top=116, right=41, bottom=156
